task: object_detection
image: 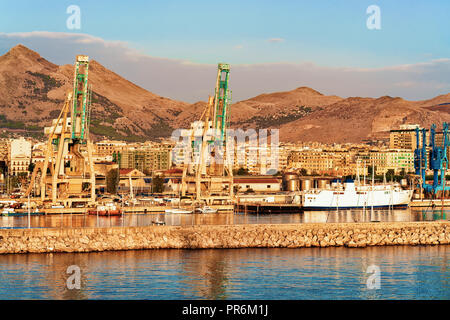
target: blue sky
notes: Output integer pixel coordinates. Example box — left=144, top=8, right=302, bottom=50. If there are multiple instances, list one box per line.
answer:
left=1, top=1, right=450, bottom=101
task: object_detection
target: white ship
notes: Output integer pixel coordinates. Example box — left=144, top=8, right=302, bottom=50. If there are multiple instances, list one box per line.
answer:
left=164, top=208, right=193, bottom=214
left=303, top=178, right=413, bottom=210
left=195, top=206, right=218, bottom=214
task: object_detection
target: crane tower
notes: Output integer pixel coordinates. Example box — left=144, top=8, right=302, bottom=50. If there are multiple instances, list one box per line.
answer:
left=37, top=55, right=96, bottom=206
left=180, top=63, right=234, bottom=203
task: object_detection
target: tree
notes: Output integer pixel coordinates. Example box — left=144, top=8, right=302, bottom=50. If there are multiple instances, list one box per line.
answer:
left=234, top=167, right=249, bottom=175
left=400, top=168, right=406, bottom=177
left=368, top=165, right=377, bottom=176
left=244, top=187, right=255, bottom=194
left=28, top=162, right=35, bottom=173
left=386, top=169, right=395, bottom=181
left=106, top=169, right=119, bottom=194
left=299, top=168, right=307, bottom=176
left=152, top=175, right=165, bottom=193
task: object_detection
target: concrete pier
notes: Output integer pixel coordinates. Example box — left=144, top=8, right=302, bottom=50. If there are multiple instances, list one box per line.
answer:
left=410, top=199, right=450, bottom=207
left=0, top=221, right=448, bottom=254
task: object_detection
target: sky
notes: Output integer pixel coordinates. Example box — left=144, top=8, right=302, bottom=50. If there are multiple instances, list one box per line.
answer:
left=1, top=0, right=450, bottom=102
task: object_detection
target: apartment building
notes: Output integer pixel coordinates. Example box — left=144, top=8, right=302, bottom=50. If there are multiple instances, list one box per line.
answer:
left=356, top=149, right=414, bottom=175
left=118, top=143, right=172, bottom=173
left=389, top=124, right=422, bottom=150
left=94, top=140, right=127, bottom=162
left=10, top=137, right=31, bottom=176
left=0, top=139, right=10, bottom=163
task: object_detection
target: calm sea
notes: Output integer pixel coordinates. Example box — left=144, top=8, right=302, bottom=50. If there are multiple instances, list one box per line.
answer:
left=0, top=208, right=448, bottom=229
left=0, top=246, right=448, bottom=299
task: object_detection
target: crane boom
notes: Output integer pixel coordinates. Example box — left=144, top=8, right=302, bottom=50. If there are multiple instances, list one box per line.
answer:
left=71, top=55, right=90, bottom=141
left=212, top=63, right=231, bottom=142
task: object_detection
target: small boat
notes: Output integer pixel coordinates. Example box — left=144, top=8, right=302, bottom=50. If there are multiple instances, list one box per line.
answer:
left=88, top=202, right=122, bottom=216
left=1, top=207, right=15, bottom=216
left=164, top=208, right=193, bottom=214
left=1, top=208, right=43, bottom=217
left=195, top=206, right=218, bottom=214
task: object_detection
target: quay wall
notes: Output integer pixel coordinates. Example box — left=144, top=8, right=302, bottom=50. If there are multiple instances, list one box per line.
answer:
left=0, top=221, right=448, bottom=254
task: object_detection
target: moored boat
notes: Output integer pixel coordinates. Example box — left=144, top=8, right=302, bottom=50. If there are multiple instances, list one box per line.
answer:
left=164, top=208, right=193, bottom=214
left=303, top=178, right=413, bottom=210
left=1, top=207, right=44, bottom=217
left=195, top=206, right=218, bottom=214
left=88, top=202, right=122, bottom=216
left=1, top=207, right=15, bottom=216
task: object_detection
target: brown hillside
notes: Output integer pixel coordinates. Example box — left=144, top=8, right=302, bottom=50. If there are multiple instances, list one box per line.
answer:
left=1, top=44, right=449, bottom=143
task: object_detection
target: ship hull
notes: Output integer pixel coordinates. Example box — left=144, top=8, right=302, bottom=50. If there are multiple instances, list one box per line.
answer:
left=303, top=182, right=413, bottom=211
left=303, top=204, right=409, bottom=210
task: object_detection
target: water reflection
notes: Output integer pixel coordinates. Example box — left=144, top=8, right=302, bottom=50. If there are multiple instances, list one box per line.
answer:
left=0, top=208, right=448, bottom=229
left=0, top=246, right=447, bottom=299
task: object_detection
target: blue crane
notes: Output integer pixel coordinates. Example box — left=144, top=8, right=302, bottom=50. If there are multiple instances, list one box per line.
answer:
left=414, top=123, right=450, bottom=194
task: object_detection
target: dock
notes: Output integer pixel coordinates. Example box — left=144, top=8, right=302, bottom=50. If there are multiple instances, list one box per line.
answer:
left=410, top=199, right=450, bottom=208
left=121, top=204, right=234, bottom=214
left=236, top=203, right=301, bottom=214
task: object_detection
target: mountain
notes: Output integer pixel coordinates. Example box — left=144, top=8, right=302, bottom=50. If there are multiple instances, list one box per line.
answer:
left=0, top=44, right=188, bottom=141
left=174, top=87, right=343, bottom=134
left=279, top=95, right=450, bottom=143
left=228, top=86, right=342, bottom=129
left=1, top=44, right=450, bottom=143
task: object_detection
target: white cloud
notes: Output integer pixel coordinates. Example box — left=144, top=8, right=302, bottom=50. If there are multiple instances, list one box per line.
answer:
left=0, top=32, right=449, bottom=103
left=267, top=38, right=285, bottom=43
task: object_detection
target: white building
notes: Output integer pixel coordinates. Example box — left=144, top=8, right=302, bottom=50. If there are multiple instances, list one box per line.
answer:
left=10, top=137, right=32, bottom=176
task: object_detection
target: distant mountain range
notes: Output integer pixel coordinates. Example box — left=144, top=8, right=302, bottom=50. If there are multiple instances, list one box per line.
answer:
left=1, top=44, right=450, bottom=143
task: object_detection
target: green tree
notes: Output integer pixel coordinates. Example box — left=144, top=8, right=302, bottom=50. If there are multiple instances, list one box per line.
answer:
left=28, top=162, right=35, bottom=173
left=400, top=168, right=406, bottom=177
left=368, top=165, right=377, bottom=176
left=106, top=169, right=119, bottom=194
left=9, top=175, right=21, bottom=190
left=386, top=169, right=395, bottom=181
left=234, top=167, right=249, bottom=175
left=152, top=175, right=165, bottom=193
left=244, top=187, right=255, bottom=194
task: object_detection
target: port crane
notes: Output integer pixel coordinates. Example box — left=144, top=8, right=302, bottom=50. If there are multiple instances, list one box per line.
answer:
left=25, top=55, right=96, bottom=206
left=414, top=123, right=450, bottom=195
left=180, top=63, right=234, bottom=203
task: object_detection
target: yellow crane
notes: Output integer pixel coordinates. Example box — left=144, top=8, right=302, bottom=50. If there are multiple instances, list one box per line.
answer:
left=25, top=55, right=96, bottom=207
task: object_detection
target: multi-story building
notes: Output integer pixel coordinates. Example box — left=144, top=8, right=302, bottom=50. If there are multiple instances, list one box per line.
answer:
left=389, top=124, right=422, bottom=150
left=10, top=137, right=31, bottom=176
left=356, top=149, right=414, bottom=175
left=94, top=140, right=127, bottom=162
left=287, top=149, right=335, bottom=175
left=286, top=145, right=415, bottom=177
left=118, top=143, right=172, bottom=173
left=0, top=138, right=10, bottom=163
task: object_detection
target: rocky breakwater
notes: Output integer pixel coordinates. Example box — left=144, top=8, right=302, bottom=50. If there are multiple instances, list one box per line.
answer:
left=0, top=221, right=448, bottom=254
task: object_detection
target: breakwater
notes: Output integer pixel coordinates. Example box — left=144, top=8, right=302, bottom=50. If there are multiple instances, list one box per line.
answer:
left=0, top=221, right=448, bottom=254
